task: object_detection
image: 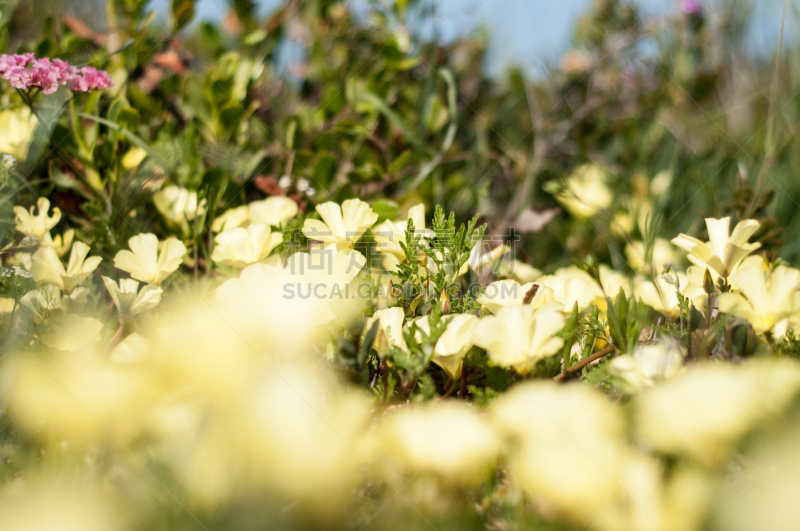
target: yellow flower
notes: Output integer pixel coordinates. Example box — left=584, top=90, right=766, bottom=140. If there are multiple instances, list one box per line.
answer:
left=13, top=197, right=61, bottom=241
left=717, top=265, right=800, bottom=334
left=19, top=286, right=62, bottom=323
left=121, top=146, right=147, bottom=169
left=671, top=217, right=760, bottom=278
left=634, top=272, right=705, bottom=318
left=211, top=224, right=283, bottom=268
left=473, top=303, right=565, bottom=374
left=211, top=205, right=250, bottom=232
left=367, top=402, right=499, bottom=485
left=365, top=307, right=407, bottom=356
left=214, top=263, right=341, bottom=362
left=211, top=198, right=298, bottom=233
left=43, top=229, right=75, bottom=257
left=0, top=106, right=37, bottom=160
left=625, top=238, right=678, bottom=273
left=554, top=163, right=613, bottom=219
left=114, top=233, right=187, bottom=285
left=31, top=242, right=102, bottom=294
left=7, top=252, right=32, bottom=270
left=248, top=196, right=299, bottom=226
left=538, top=266, right=600, bottom=311
left=102, top=276, right=163, bottom=318
left=152, top=185, right=206, bottom=233
left=413, top=313, right=479, bottom=379
left=373, top=203, right=431, bottom=259
left=41, top=314, right=105, bottom=351
left=459, top=242, right=511, bottom=277
left=302, top=198, right=378, bottom=248
left=608, top=342, right=684, bottom=392
left=496, top=259, right=542, bottom=283
left=634, top=359, right=800, bottom=465
left=0, top=297, right=15, bottom=313
left=0, top=478, right=124, bottom=531
left=489, top=381, right=651, bottom=531
left=477, top=279, right=555, bottom=314
left=110, top=332, right=151, bottom=365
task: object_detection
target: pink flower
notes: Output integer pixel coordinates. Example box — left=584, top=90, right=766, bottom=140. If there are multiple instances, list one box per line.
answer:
left=1, top=53, right=112, bottom=94
left=3, top=66, right=31, bottom=90
left=680, top=0, right=702, bottom=15
left=77, top=67, right=113, bottom=91
left=30, top=58, right=64, bottom=94
left=0, top=53, right=34, bottom=74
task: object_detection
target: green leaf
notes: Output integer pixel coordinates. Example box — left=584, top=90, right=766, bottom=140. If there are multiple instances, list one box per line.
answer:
left=371, top=198, right=400, bottom=222
left=360, top=90, right=423, bottom=151
left=172, top=0, right=196, bottom=32
left=78, top=112, right=175, bottom=176
left=114, top=107, right=141, bottom=131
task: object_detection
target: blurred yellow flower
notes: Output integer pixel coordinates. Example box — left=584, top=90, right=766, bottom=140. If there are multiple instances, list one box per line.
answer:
left=0, top=477, right=124, bottom=531
left=477, top=279, right=555, bottom=314
left=13, top=197, right=61, bottom=241
left=672, top=217, right=760, bottom=278
left=248, top=196, right=299, bottom=226
left=31, top=242, right=102, bottom=294
left=110, top=332, right=151, bottom=365
left=497, top=259, right=542, bottom=283
left=215, top=255, right=357, bottom=362
left=43, top=228, right=75, bottom=257
left=490, top=382, right=659, bottom=531
left=121, top=146, right=147, bottom=169
left=153, top=185, right=206, bottom=233
left=555, top=163, right=613, bottom=219
left=634, top=359, right=800, bottom=464
left=211, top=197, right=299, bottom=233
left=102, top=276, right=162, bottom=318
left=19, top=286, right=62, bottom=323
left=595, top=265, right=632, bottom=309
left=625, top=238, right=678, bottom=273
left=414, top=313, right=478, bottom=378
left=114, top=233, right=187, bottom=285
left=302, top=198, right=378, bottom=248
left=538, top=266, right=600, bottom=311
left=473, top=303, right=565, bottom=374
left=211, top=204, right=250, bottom=232
left=365, top=307, right=407, bottom=356
left=0, top=297, right=15, bottom=313
left=717, top=265, right=800, bottom=334
left=0, top=106, right=37, bottom=160
left=41, top=314, right=105, bottom=351
left=211, top=223, right=283, bottom=268
left=368, top=402, right=499, bottom=485
left=609, top=342, right=684, bottom=392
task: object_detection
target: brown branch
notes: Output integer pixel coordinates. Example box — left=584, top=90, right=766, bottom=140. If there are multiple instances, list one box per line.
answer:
left=553, top=344, right=616, bottom=382
left=458, top=368, right=467, bottom=398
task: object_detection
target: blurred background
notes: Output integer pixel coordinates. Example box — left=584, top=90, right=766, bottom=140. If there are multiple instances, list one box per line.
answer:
left=9, top=0, right=797, bottom=77
left=4, top=0, right=800, bottom=268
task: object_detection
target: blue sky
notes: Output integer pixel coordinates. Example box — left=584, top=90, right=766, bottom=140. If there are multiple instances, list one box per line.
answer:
left=148, top=0, right=794, bottom=78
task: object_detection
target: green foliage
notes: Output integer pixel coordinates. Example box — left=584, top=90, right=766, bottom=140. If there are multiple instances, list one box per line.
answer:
left=605, top=289, right=647, bottom=354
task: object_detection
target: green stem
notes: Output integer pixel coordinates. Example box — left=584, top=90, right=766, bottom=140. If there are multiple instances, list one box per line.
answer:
left=6, top=299, right=17, bottom=336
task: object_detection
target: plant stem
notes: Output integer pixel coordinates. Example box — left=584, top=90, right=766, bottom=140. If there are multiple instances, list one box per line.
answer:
left=6, top=299, right=17, bottom=336
left=553, top=344, right=615, bottom=382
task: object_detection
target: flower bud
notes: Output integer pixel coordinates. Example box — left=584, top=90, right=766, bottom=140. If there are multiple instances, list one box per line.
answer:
left=440, top=289, right=451, bottom=314
left=703, top=268, right=714, bottom=294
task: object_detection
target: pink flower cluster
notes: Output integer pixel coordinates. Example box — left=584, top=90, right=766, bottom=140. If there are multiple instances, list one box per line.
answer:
left=0, top=54, right=113, bottom=95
